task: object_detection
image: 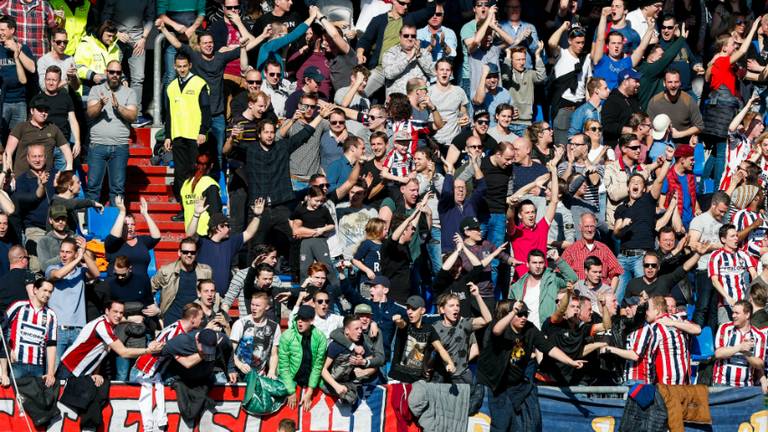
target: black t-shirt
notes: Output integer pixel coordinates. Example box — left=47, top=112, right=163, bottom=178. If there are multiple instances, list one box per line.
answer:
left=626, top=267, right=688, bottom=298
left=38, top=91, right=74, bottom=139
left=0, top=268, right=34, bottom=317
left=478, top=322, right=555, bottom=390
left=163, top=269, right=198, bottom=326
left=614, top=192, right=657, bottom=250
left=451, top=129, right=498, bottom=155
left=104, top=235, right=160, bottom=276
left=480, top=156, right=513, bottom=214
left=388, top=320, right=439, bottom=383
left=380, top=238, right=412, bottom=304
left=291, top=203, right=334, bottom=233
left=106, top=272, right=153, bottom=305
left=540, top=317, right=591, bottom=385
left=294, top=331, right=313, bottom=386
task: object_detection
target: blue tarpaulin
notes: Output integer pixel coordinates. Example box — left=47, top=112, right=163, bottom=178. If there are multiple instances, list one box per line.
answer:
left=537, top=386, right=766, bottom=431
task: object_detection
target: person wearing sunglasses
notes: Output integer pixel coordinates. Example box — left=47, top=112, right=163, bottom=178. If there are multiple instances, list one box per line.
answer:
left=36, top=28, right=80, bottom=92
left=381, top=24, right=436, bottom=98
left=417, top=3, right=456, bottom=62
left=611, top=148, right=673, bottom=302
left=152, top=237, right=213, bottom=326
left=228, top=69, right=278, bottom=123
left=625, top=250, right=701, bottom=301
left=356, top=0, right=437, bottom=95
left=477, top=298, right=586, bottom=432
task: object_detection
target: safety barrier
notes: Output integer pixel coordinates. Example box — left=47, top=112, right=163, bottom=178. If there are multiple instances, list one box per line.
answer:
left=151, top=33, right=166, bottom=128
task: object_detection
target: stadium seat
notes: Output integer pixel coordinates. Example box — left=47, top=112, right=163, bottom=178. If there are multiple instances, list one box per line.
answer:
left=691, top=326, right=714, bottom=363
left=86, top=207, right=120, bottom=241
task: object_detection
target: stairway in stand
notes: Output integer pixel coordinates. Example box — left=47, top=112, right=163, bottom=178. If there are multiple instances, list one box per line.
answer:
left=85, top=127, right=185, bottom=269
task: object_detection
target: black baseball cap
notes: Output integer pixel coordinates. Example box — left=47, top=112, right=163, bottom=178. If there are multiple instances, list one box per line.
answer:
left=197, top=329, right=218, bottom=361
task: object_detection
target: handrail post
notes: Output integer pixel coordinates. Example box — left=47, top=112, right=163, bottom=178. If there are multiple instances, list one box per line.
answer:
left=152, top=33, right=166, bottom=128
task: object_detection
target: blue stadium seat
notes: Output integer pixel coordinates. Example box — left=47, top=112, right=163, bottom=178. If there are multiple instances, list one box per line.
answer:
left=534, top=105, right=543, bottom=122
left=219, top=171, right=229, bottom=212
left=691, top=326, right=714, bottom=362
left=86, top=207, right=119, bottom=241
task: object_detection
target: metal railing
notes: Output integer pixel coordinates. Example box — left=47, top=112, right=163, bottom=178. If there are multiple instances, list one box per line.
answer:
left=152, top=33, right=166, bottom=128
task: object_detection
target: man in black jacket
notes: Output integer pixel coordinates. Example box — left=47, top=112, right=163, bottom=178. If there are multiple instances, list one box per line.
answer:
left=477, top=300, right=584, bottom=432
left=602, top=68, right=642, bottom=147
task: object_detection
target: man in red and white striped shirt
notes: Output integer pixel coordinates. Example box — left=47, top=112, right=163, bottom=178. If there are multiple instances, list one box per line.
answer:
left=709, top=224, right=757, bottom=313
left=713, top=301, right=766, bottom=387
left=624, top=321, right=654, bottom=384
left=131, top=303, right=203, bottom=432
left=57, top=300, right=164, bottom=384
left=646, top=295, right=701, bottom=385
left=0, top=279, right=57, bottom=387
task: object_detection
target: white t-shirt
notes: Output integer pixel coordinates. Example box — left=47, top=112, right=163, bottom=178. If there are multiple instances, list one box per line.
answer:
left=554, top=49, right=592, bottom=103
left=689, top=211, right=724, bottom=270
left=523, top=278, right=541, bottom=328
left=429, top=84, right=469, bottom=146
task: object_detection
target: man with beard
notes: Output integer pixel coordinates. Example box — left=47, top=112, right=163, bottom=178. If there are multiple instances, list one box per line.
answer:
left=613, top=153, right=673, bottom=302
left=636, top=30, right=687, bottom=109
left=658, top=14, right=703, bottom=98
left=84, top=60, right=137, bottom=202
left=647, top=70, right=704, bottom=145
left=602, top=68, right=642, bottom=148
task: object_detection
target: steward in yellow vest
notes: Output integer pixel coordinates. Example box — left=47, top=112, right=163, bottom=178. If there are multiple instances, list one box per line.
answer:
left=181, top=154, right=222, bottom=236
left=164, top=52, right=211, bottom=221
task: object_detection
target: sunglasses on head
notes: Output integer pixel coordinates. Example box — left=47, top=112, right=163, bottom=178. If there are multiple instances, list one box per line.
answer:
left=569, top=28, right=586, bottom=38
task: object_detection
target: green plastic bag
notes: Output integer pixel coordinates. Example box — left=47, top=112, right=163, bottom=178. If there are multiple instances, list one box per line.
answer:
left=242, top=371, right=291, bottom=415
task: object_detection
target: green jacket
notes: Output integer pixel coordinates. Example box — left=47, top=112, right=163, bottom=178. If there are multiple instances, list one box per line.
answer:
left=637, top=37, right=685, bottom=109
left=277, top=323, right=327, bottom=394
left=509, top=259, right=578, bottom=327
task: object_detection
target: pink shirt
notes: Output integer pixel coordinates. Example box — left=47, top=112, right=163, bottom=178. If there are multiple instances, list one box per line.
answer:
left=509, top=217, right=550, bottom=279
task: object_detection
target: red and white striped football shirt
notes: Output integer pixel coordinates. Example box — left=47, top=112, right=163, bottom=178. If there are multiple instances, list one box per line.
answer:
left=624, top=322, right=654, bottom=383
left=60, top=315, right=117, bottom=377
left=650, top=314, right=691, bottom=385
left=134, top=321, right=186, bottom=376
left=713, top=322, right=766, bottom=387
left=708, top=248, right=754, bottom=304
left=6, top=300, right=57, bottom=366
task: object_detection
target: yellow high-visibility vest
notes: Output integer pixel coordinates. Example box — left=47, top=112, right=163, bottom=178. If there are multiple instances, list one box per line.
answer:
left=167, top=75, right=207, bottom=140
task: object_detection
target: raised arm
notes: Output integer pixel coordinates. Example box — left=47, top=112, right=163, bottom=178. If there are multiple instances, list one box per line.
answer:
left=591, top=7, right=611, bottom=65
left=469, top=282, right=493, bottom=329
left=109, top=195, right=127, bottom=238
left=139, top=197, right=161, bottom=239
left=185, top=197, right=209, bottom=237
left=732, top=18, right=761, bottom=64
left=631, top=22, right=657, bottom=67
left=544, top=161, right=560, bottom=224
left=729, top=95, right=759, bottom=132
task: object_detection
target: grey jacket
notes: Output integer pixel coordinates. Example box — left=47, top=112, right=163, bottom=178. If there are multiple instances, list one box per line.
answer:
left=408, top=381, right=471, bottom=432
left=382, top=45, right=435, bottom=97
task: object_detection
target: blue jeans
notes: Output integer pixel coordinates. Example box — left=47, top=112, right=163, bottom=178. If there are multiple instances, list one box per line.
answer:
left=86, top=144, right=129, bottom=202
left=12, top=363, right=45, bottom=379
left=508, top=123, right=528, bottom=137
left=210, top=114, right=226, bottom=173
left=617, top=254, right=644, bottom=302
left=426, top=226, right=442, bottom=283
left=484, top=212, right=508, bottom=299
left=115, top=357, right=134, bottom=381
left=701, top=141, right=726, bottom=191
left=1, top=101, right=26, bottom=139
left=56, top=327, right=82, bottom=366
left=162, top=43, right=177, bottom=88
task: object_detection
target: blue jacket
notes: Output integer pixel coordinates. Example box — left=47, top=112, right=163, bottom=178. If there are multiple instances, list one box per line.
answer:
left=14, top=169, right=56, bottom=230
left=357, top=2, right=440, bottom=70
left=438, top=175, right=486, bottom=252
left=342, top=282, right=405, bottom=360
left=255, top=22, right=309, bottom=75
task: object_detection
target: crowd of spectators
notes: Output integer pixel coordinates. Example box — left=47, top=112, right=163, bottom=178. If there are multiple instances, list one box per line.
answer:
left=2, top=0, right=768, bottom=430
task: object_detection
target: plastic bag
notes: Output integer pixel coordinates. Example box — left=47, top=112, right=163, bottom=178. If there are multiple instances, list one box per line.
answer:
left=242, top=372, right=290, bottom=415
